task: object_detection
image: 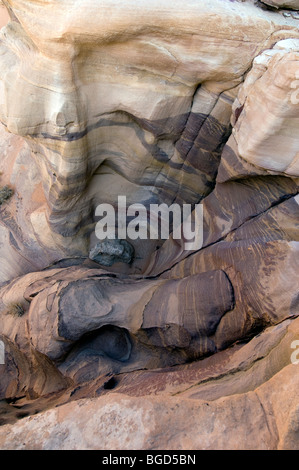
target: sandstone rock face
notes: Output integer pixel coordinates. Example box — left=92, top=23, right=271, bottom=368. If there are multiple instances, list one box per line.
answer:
left=1, top=318, right=299, bottom=450
left=262, top=0, right=299, bottom=10
left=0, top=0, right=298, bottom=450
left=232, top=38, right=299, bottom=176
left=0, top=4, right=9, bottom=29
left=0, top=0, right=298, bottom=280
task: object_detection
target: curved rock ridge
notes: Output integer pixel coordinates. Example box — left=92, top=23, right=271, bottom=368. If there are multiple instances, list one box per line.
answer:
left=0, top=317, right=299, bottom=450
left=0, top=0, right=298, bottom=450
left=0, top=264, right=236, bottom=393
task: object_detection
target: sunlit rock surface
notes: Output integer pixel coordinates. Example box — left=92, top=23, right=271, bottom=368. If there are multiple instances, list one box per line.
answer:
left=0, top=0, right=298, bottom=450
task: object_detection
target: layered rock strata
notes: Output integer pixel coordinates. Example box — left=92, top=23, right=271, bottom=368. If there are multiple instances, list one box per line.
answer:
left=0, top=0, right=298, bottom=450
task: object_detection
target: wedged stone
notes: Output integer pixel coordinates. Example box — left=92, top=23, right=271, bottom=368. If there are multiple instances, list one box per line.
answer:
left=89, top=239, right=134, bottom=267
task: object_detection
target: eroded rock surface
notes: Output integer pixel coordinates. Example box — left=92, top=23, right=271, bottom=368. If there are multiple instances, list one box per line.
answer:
left=262, top=0, right=299, bottom=10
left=0, top=0, right=298, bottom=450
